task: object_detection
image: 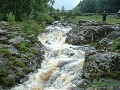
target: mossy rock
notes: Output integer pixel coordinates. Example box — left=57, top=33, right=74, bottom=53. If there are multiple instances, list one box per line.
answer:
left=0, top=49, right=11, bottom=56
left=14, top=61, right=25, bottom=68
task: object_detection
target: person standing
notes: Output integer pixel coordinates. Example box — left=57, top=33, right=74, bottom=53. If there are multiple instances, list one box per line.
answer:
left=102, top=11, right=106, bottom=22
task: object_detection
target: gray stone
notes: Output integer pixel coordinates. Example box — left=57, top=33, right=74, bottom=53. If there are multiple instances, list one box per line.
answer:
left=28, top=34, right=35, bottom=41
left=66, top=26, right=114, bottom=45
left=1, top=21, right=7, bottom=26
left=0, top=29, right=7, bottom=35
left=9, top=36, right=24, bottom=45
left=82, top=52, right=120, bottom=80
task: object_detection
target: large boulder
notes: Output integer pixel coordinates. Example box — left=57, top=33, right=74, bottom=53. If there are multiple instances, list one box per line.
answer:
left=82, top=52, right=120, bottom=81
left=0, top=29, right=7, bottom=35
left=99, top=30, right=120, bottom=46
left=9, top=36, right=25, bottom=45
left=66, top=26, right=114, bottom=45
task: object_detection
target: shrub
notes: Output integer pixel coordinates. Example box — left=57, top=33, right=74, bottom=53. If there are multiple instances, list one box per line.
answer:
left=20, top=20, right=44, bottom=36
left=36, top=13, right=55, bottom=24
left=7, top=12, right=15, bottom=25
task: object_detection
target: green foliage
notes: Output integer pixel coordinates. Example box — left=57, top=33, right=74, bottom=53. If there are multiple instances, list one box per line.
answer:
left=20, top=20, right=44, bottom=36
left=14, top=61, right=25, bottom=68
left=80, top=0, right=97, bottom=13
left=111, top=38, right=120, bottom=52
left=73, top=0, right=120, bottom=13
left=6, top=77, right=14, bottom=87
left=97, top=0, right=120, bottom=13
left=7, top=12, right=15, bottom=25
left=0, top=49, right=11, bottom=56
left=0, top=13, right=6, bottom=21
left=36, top=13, right=55, bottom=24
left=0, top=0, right=55, bottom=21
left=7, top=12, right=15, bottom=22
left=17, top=43, right=28, bottom=53
left=0, top=68, right=7, bottom=77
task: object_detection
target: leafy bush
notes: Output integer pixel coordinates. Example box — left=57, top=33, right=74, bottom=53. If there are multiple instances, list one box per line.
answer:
left=7, top=12, right=15, bottom=25
left=36, top=13, right=54, bottom=24
left=20, top=20, right=44, bottom=36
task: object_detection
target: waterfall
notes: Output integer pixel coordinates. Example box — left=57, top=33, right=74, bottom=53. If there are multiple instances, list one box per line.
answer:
left=11, top=21, right=85, bottom=90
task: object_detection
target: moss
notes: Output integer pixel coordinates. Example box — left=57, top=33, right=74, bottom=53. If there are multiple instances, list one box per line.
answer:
left=8, top=56, right=16, bottom=61
left=111, top=38, right=120, bottom=52
left=16, top=43, right=28, bottom=53
left=26, top=53, right=33, bottom=57
left=6, top=77, right=14, bottom=87
left=23, top=67, right=29, bottom=74
left=106, top=71, right=120, bottom=79
left=32, top=49, right=38, bottom=55
left=13, top=60, right=25, bottom=68
left=0, top=49, right=11, bottom=56
left=7, top=61, right=14, bottom=69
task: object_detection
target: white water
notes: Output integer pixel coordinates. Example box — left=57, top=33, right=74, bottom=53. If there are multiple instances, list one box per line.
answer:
left=11, top=22, right=85, bottom=90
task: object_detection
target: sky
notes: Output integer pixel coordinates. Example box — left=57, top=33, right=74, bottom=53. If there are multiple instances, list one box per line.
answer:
left=53, top=0, right=82, bottom=10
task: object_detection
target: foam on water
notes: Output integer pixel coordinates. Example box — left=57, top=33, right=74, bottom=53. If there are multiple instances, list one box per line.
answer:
left=11, top=22, right=85, bottom=90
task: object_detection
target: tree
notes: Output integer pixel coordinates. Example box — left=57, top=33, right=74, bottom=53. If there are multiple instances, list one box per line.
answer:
left=0, top=0, right=55, bottom=21
left=61, top=6, right=65, bottom=15
left=81, top=0, right=97, bottom=13
left=97, top=0, right=120, bottom=13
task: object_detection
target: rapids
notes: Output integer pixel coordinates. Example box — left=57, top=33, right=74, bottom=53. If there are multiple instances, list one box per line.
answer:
left=11, top=21, right=85, bottom=90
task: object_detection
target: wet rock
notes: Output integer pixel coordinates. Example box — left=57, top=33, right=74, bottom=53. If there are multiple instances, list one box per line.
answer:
left=1, top=21, right=7, bottom=26
left=9, top=36, right=24, bottom=45
left=99, top=38, right=112, bottom=45
left=28, top=34, right=35, bottom=41
left=66, top=26, right=114, bottom=45
left=56, top=60, right=77, bottom=68
left=97, top=29, right=120, bottom=50
left=0, top=44, right=19, bottom=55
left=82, top=52, right=120, bottom=80
left=0, top=56, right=7, bottom=69
left=0, top=29, right=7, bottom=35
left=0, top=37, right=8, bottom=43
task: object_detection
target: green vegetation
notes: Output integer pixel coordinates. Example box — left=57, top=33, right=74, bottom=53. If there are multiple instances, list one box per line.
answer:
left=76, top=15, right=120, bottom=24
left=73, top=0, right=120, bottom=13
left=7, top=12, right=15, bottom=25
left=20, top=20, right=44, bottom=36
left=16, top=43, right=28, bottom=53
left=111, top=38, right=120, bottom=52
left=0, top=49, right=11, bottom=56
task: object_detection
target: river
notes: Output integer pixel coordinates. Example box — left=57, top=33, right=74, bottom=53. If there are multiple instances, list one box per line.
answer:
left=11, top=21, right=85, bottom=90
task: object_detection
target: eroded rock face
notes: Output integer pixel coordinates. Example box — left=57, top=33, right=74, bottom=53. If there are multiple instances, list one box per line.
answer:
left=0, top=27, right=43, bottom=89
left=65, top=26, right=114, bottom=45
left=82, top=52, right=120, bottom=80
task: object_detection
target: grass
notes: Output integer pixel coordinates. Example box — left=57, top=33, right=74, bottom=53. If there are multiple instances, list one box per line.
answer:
left=76, top=14, right=120, bottom=24
left=0, top=49, right=11, bottom=56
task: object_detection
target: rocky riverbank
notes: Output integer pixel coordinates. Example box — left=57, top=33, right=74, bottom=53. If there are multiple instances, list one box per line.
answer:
left=0, top=20, right=120, bottom=90
left=0, top=22, right=44, bottom=89
left=65, top=21, right=120, bottom=89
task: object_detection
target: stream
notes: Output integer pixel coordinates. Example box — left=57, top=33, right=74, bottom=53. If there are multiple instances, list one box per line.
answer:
left=11, top=21, right=85, bottom=90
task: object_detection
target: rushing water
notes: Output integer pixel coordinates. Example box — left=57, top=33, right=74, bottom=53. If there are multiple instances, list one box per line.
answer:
left=11, top=21, right=85, bottom=90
